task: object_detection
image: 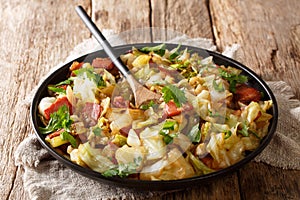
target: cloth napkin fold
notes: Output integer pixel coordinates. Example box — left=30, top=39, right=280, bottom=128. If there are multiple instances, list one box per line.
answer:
left=15, top=31, right=300, bottom=200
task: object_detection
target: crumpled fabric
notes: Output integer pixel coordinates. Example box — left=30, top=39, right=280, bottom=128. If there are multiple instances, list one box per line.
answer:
left=15, top=32, right=300, bottom=200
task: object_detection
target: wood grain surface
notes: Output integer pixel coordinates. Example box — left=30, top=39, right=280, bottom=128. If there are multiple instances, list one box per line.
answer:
left=1, top=0, right=299, bottom=199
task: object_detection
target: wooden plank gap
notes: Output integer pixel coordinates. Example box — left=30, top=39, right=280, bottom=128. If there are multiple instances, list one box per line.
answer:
left=205, top=0, right=217, bottom=46
left=148, top=0, right=153, bottom=42
left=6, top=167, right=18, bottom=200
left=237, top=170, right=245, bottom=200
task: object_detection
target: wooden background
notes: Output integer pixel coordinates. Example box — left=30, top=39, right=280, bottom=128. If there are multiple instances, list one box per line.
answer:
left=1, top=0, right=299, bottom=199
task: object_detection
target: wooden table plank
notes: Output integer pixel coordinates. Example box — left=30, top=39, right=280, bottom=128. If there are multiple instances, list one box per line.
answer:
left=160, top=173, right=241, bottom=200
left=149, top=1, right=242, bottom=199
left=0, top=0, right=90, bottom=199
left=89, top=2, right=235, bottom=199
left=209, top=0, right=300, bottom=98
left=150, top=0, right=213, bottom=40
left=92, top=0, right=152, bottom=43
left=209, top=0, right=300, bottom=199
left=1, top=0, right=299, bottom=199
left=239, top=162, right=300, bottom=200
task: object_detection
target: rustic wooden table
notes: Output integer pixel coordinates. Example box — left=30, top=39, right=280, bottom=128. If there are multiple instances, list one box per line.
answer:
left=1, top=0, right=299, bottom=199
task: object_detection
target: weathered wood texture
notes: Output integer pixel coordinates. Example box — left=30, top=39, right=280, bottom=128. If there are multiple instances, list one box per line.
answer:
left=239, top=162, right=300, bottom=200
left=210, top=0, right=300, bottom=98
left=0, top=0, right=90, bottom=199
left=1, top=0, right=299, bottom=199
left=150, top=0, right=213, bottom=40
left=92, top=0, right=152, bottom=43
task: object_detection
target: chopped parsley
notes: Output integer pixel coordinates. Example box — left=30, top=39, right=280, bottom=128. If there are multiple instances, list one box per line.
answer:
left=187, top=124, right=201, bottom=143
left=73, top=67, right=106, bottom=87
left=139, top=100, right=156, bottom=110
left=238, top=122, right=261, bottom=139
left=39, top=105, right=77, bottom=147
left=162, top=84, right=187, bottom=107
left=224, top=130, right=232, bottom=139
left=102, top=157, right=142, bottom=178
left=60, top=131, right=77, bottom=147
left=218, top=68, right=248, bottom=93
left=139, top=43, right=166, bottom=56
left=93, top=127, right=102, bottom=136
left=169, top=44, right=181, bottom=60
left=48, top=86, right=66, bottom=95
left=55, top=78, right=73, bottom=86
left=48, top=78, right=74, bottom=95
left=213, top=79, right=225, bottom=92
left=238, top=121, right=249, bottom=137
left=159, top=120, right=178, bottom=144
left=39, top=105, right=72, bottom=134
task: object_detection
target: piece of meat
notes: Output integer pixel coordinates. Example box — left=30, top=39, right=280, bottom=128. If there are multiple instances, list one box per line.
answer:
left=234, top=84, right=261, bottom=104
left=82, top=102, right=102, bottom=126
left=112, top=96, right=130, bottom=108
left=46, top=129, right=64, bottom=139
left=92, top=57, right=119, bottom=76
left=44, top=97, right=72, bottom=120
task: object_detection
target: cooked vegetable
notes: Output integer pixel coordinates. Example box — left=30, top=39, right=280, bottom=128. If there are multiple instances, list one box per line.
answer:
left=38, top=44, right=273, bottom=180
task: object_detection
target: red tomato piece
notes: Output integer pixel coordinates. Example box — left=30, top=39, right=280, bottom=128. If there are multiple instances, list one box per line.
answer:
left=165, top=101, right=182, bottom=117
left=44, top=97, right=72, bottom=120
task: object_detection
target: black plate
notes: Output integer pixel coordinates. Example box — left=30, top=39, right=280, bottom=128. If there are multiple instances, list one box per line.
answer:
left=31, top=43, right=278, bottom=191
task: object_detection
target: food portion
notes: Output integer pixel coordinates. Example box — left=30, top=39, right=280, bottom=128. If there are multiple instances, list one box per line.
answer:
left=38, top=44, right=273, bottom=180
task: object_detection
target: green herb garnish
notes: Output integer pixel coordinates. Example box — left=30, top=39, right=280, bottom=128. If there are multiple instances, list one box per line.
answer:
left=39, top=105, right=77, bottom=147
left=159, top=120, right=178, bottom=144
left=224, top=130, right=232, bottom=139
left=139, top=44, right=166, bottom=56
left=213, top=79, right=225, bottom=92
left=93, top=127, right=102, bottom=136
left=48, top=86, right=66, bottom=95
left=169, top=44, right=181, bottom=60
left=140, top=100, right=156, bottom=110
left=60, top=131, right=77, bottom=147
left=73, top=67, right=106, bottom=87
left=218, top=68, right=248, bottom=93
left=162, top=84, right=187, bottom=107
left=102, top=157, right=142, bottom=178
left=55, top=78, right=73, bottom=86
left=238, top=121, right=249, bottom=137
left=39, top=105, right=72, bottom=134
left=187, top=124, right=201, bottom=143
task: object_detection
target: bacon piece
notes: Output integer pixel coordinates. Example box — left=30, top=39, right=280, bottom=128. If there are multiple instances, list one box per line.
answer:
left=119, top=125, right=131, bottom=137
left=112, top=96, right=130, bottom=108
left=92, top=57, right=119, bottom=76
left=46, top=129, right=64, bottom=139
left=82, top=102, right=102, bottom=126
left=44, top=97, right=72, bottom=120
left=234, top=84, right=261, bottom=104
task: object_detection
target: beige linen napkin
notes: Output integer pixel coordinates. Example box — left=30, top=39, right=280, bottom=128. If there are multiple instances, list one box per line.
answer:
left=15, top=31, right=300, bottom=200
